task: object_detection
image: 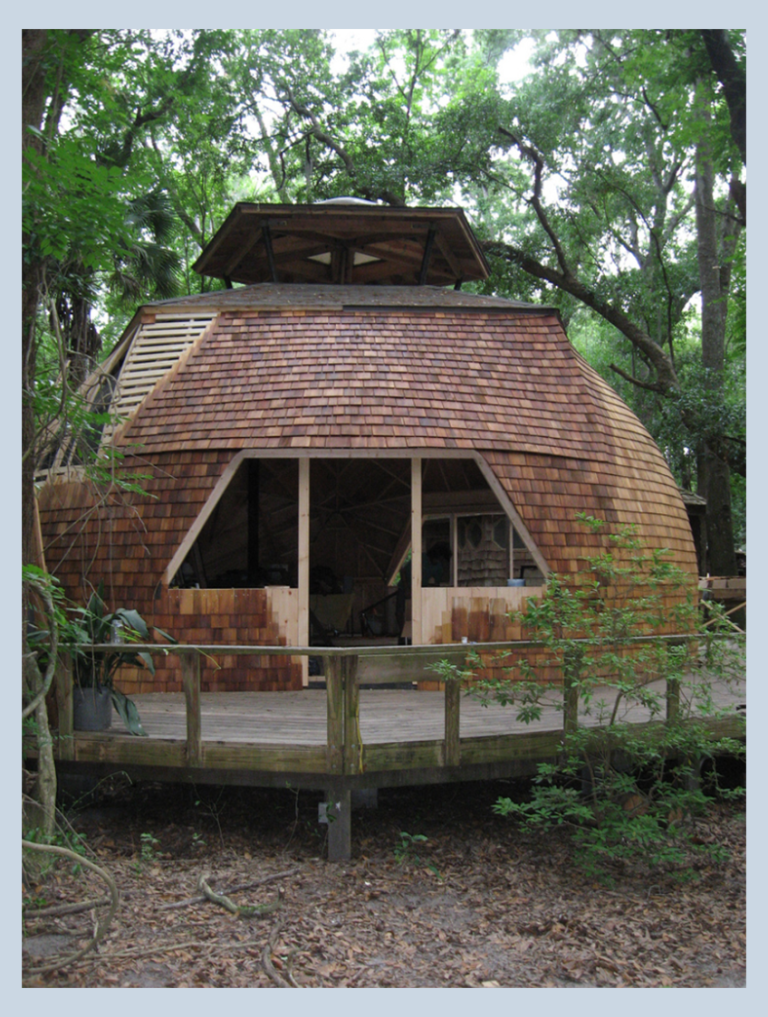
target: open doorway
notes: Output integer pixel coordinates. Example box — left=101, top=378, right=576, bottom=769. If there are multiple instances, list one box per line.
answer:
left=308, top=458, right=411, bottom=645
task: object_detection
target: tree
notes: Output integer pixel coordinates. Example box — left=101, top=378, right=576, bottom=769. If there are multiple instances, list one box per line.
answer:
left=21, top=27, right=232, bottom=831
left=439, top=515, right=745, bottom=881
left=471, top=30, right=744, bottom=572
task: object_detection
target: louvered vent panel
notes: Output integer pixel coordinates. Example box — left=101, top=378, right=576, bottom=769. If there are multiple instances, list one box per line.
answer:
left=103, top=313, right=216, bottom=441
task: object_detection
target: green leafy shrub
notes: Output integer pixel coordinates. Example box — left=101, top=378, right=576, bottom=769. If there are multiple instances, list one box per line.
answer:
left=445, top=515, right=746, bottom=881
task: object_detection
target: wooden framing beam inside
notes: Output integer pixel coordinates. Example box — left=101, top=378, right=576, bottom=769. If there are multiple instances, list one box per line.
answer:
left=298, top=458, right=310, bottom=684
left=411, top=457, right=423, bottom=645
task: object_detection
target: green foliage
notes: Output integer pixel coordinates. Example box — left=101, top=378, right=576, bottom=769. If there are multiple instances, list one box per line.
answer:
left=139, top=832, right=160, bottom=863
left=394, top=832, right=440, bottom=877
left=23, top=824, right=89, bottom=881
left=461, top=516, right=744, bottom=881
left=24, top=28, right=745, bottom=552
left=26, top=575, right=176, bottom=737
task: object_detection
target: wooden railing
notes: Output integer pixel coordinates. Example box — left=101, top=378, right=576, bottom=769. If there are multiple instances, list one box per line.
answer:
left=52, top=635, right=743, bottom=861
left=55, top=633, right=736, bottom=772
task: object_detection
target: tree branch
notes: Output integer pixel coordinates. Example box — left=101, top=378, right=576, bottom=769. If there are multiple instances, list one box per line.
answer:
left=482, top=238, right=678, bottom=393
left=498, top=126, right=573, bottom=277
left=284, top=86, right=405, bottom=205
left=608, top=362, right=667, bottom=392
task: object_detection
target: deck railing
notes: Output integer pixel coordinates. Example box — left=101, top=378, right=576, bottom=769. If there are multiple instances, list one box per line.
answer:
left=52, top=635, right=743, bottom=861
left=55, top=633, right=739, bottom=772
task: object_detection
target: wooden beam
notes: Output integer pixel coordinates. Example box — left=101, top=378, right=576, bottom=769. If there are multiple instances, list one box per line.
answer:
left=261, top=223, right=279, bottom=282
left=344, top=655, right=361, bottom=774
left=419, top=226, right=437, bottom=285
left=325, top=654, right=343, bottom=776
left=298, top=458, right=310, bottom=684
left=325, top=786, right=352, bottom=862
left=411, top=457, right=423, bottom=644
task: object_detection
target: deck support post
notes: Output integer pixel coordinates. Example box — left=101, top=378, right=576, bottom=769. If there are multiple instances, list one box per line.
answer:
left=666, top=677, right=681, bottom=725
left=325, top=786, right=352, bottom=862
left=324, top=651, right=361, bottom=860
left=181, top=653, right=202, bottom=767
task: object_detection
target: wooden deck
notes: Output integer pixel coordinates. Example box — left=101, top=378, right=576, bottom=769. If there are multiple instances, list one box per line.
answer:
left=110, top=679, right=745, bottom=746
left=48, top=641, right=746, bottom=860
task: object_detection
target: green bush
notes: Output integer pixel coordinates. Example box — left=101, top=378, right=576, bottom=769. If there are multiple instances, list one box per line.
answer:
left=440, top=515, right=746, bottom=881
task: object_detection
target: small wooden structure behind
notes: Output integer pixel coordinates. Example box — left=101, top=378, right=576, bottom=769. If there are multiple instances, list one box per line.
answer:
left=37, top=203, right=699, bottom=693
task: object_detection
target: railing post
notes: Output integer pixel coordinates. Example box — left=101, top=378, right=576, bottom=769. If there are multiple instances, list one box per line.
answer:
left=344, top=654, right=361, bottom=774
left=325, top=653, right=343, bottom=776
left=563, top=647, right=582, bottom=739
left=444, top=677, right=461, bottom=767
left=181, top=652, right=202, bottom=767
left=666, top=677, right=681, bottom=724
left=55, top=653, right=74, bottom=760
left=666, top=638, right=684, bottom=725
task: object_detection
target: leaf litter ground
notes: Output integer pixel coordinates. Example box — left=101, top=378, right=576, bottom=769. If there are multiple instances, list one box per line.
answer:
left=23, top=775, right=745, bottom=988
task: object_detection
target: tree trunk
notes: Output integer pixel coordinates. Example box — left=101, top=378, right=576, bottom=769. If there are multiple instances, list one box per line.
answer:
left=22, top=29, right=50, bottom=567
left=694, top=90, right=737, bottom=576
left=22, top=29, right=56, bottom=832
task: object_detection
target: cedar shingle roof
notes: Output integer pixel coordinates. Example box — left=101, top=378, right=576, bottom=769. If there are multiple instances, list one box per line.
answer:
left=114, top=285, right=610, bottom=460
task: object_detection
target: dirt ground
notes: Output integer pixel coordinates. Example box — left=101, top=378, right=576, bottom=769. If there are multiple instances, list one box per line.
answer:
left=22, top=774, right=746, bottom=989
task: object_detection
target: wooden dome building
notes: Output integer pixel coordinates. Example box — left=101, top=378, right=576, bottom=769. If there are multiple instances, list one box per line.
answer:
left=38, top=202, right=698, bottom=695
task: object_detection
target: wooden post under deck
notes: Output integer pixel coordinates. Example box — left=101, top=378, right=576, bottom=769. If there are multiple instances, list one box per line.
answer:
left=325, top=786, right=352, bottom=863
left=324, top=649, right=358, bottom=861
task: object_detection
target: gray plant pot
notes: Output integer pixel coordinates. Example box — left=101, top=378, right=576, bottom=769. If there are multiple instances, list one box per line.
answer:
left=73, top=686, right=113, bottom=731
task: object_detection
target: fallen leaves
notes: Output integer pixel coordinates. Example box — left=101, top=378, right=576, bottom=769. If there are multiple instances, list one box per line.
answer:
left=22, top=783, right=746, bottom=988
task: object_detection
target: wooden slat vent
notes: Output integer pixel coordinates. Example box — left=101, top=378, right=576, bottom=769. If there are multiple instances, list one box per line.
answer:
left=102, top=313, right=216, bottom=443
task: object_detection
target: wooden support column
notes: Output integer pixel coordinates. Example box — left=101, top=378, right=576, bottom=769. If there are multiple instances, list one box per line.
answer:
left=444, top=677, right=461, bottom=767
left=325, top=648, right=353, bottom=861
left=411, top=457, right=423, bottom=645
left=55, top=653, right=73, bottom=761
left=181, top=653, right=202, bottom=767
left=298, top=458, right=310, bottom=684
left=325, top=786, right=352, bottom=862
left=418, top=226, right=437, bottom=284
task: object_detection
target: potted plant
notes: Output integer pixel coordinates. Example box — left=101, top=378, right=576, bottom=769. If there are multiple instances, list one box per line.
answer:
left=64, top=584, right=175, bottom=736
